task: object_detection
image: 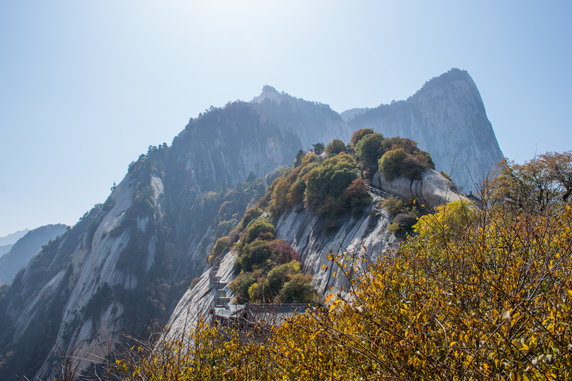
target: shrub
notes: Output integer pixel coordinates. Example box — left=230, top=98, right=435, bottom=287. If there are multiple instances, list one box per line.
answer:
left=277, top=273, right=317, bottom=303
left=207, top=236, right=231, bottom=264
left=228, top=272, right=256, bottom=303
left=350, top=128, right=374, bottom=147
left=303, top=153, right=360, bottom=214
left=354, top=133, right=385, bottom=171
left=238, top=240, right=272, bottom=271
left=264, top=261, right=301, bottom=297
left=341, top=178, right=372, bottom=216
left=239, top=208, right=263, bottom=230
left=243, top=219, right=275, bottom=244
left=440, top=171, right=452, bottom=182
left=381, top=196, right=405, bottom=217
left=378, top=148, right=408, bottom=180
left=286, top=179, right=305, bottom=206
left=247, top=282, right=262, bottom=301
left=325, top=139, right=347, bottom=156
left=300, top=153, right=319, bottom=166
left=257, top=232, right=275, bottom=241
left=391, top=213, right=418, bottom=237
left=271, top=240, right=298, bottom=263
left=400, top=153, right=429, bottom=180
left=381, top=136, right=419, bottom=154
left=378, top=139, right=435, bottom=181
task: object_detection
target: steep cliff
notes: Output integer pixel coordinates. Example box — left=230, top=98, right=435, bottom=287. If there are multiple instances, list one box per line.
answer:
left=165, top=193, right=399, bottom=340
left=251, top=85, right=351, bottom=148
left=0, top=102, right=299, bottom=380
left=164, top=167, right=464, bottom=340
left=347, top=69, right=503, bottom=193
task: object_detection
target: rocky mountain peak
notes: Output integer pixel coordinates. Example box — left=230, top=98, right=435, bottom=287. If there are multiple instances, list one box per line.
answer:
left=251, top=85, right=283, bottom=104
left=348, top=68, right=503, bottom=193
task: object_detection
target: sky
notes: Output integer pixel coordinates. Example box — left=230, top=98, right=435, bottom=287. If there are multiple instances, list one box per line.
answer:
left=0, top=1, right=571, bottom=236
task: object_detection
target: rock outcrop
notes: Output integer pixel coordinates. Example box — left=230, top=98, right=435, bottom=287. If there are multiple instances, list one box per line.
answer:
left=372, top=169, right=467, bottom=208
left=165, top=193, right=399, bottom=340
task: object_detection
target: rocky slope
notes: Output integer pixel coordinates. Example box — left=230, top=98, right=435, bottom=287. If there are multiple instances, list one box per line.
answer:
left=0, top=224, right=68, bottom=285
left=165, top=192, right=398, bottom=339
left=347, top=68, right=503, bottom=193
left=164, top=169, right=464, bottom=339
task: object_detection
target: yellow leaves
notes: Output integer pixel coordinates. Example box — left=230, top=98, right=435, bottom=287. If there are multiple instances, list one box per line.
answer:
left=291, top=261, right=301, bottom=271
left=519, top=339, right=529, bottom=352
left=115, top=196, right=572, bottom=381
left=329, top=298, right=343, bottom=313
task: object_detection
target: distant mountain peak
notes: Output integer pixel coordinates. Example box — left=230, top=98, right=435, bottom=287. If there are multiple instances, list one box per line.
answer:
left=411, top=67, right=477, bottom=99
left=252, top=85, right=284, bottom=104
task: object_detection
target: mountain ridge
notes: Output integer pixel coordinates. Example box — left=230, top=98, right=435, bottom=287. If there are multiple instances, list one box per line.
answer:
left=0, top=224, right=68, bottom=285
left=0, top=68, right=504, bottom=380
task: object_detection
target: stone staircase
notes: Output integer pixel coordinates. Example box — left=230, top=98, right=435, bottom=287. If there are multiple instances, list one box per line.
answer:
left=365, top=184, right=393, bottom=199
left=209, top=255, right=231, bottom=309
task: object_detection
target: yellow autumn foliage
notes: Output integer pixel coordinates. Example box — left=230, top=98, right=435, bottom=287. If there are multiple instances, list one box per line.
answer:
left=116, top=200, right=572, bottom=380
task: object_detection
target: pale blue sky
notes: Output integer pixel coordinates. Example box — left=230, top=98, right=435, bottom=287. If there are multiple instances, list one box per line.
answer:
left=1, top=1, right=571, bottom=236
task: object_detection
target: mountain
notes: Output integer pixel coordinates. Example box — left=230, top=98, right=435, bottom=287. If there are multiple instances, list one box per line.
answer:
left=0, top=230, right=29, bottom=247
left=0, top=224, right=68, bottom=284
left=0, top=246, right=12, bottom=258
left=0, top=101, right=300, bottom=380
left=251, top=85, right=351, bottom=147
left=0, top=69, right=503, bottom=380
left=346, top=68, right=503, bottom=193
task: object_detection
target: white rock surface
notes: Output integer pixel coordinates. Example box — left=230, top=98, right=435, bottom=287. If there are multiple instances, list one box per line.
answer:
left=372, top=169, right=467, bottom=208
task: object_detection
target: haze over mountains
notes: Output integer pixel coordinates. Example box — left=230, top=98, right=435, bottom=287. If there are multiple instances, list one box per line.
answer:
left=0, top=224, right=68, bottom=285
left=0, top=68, right=503, bottom=379
left=0, top=230, right=29, bottom=257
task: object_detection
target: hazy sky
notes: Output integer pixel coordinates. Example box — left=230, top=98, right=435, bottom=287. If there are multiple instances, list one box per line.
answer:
left=1, top=1, right=571, bottom=236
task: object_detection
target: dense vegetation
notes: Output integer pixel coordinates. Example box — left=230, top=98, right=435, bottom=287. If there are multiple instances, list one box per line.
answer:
left=351, top=128, right=434, bottom=180
left=209, top=131, right=440, bottom=304
left=226, top=214, right=317, bottom=304
left=116, top=152, right=572, bottom=380
left=268, top=149, right=371, bottom=228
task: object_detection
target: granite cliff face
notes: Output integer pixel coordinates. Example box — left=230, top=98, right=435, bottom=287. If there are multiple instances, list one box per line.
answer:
left=165, top=194, right=399, bottom=340
left=0, top=69, right=502, bottom=380
left=347, top=69, right=503, bottom=193
left=251, top=85, right=351, bottom=148
left=164, top=168, right=466, bottom=340
left=0, top=102, right=300, bottom=380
